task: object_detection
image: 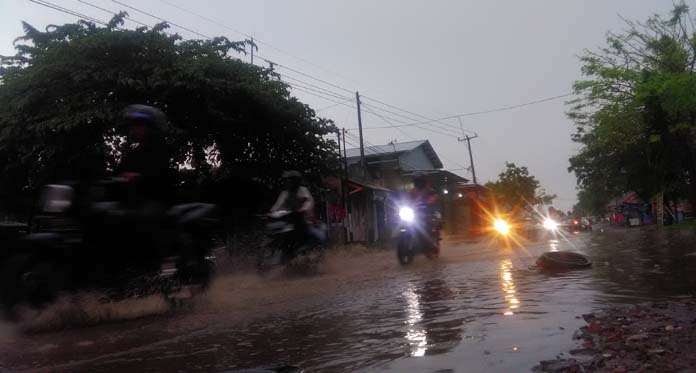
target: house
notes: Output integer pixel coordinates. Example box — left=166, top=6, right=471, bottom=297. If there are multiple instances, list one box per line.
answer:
left=345, top=140, right=446, bottom=191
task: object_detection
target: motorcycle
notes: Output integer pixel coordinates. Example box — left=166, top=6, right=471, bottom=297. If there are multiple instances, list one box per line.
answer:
left=396, top=203, right=441, bottom=265
left=0, top=178, right=218, bottom=316
left=256, top=210, right=326, bottom=274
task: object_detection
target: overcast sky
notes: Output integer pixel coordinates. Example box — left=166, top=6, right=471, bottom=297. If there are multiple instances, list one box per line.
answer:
left=0, top=0, right=679, bottom=210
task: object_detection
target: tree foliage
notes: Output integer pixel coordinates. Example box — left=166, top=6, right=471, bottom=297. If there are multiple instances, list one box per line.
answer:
left=569, top=3, right=696, bottom=210
left=485, top=162, right=555, bottom=209
left=0, top=14, right=338, bottom=215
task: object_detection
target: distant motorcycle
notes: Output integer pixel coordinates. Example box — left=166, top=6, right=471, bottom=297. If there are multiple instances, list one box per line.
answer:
left=396, top=203, right=441, bottom=265
left=0, top=178, right=218, bottom=316
left=257, top=210, right=326, bottom=274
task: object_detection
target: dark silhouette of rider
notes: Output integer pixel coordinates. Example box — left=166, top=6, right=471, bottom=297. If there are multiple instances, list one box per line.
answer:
left=117, top=104, right=173, bottom=204
left=409, top=174, right=439, bottom=206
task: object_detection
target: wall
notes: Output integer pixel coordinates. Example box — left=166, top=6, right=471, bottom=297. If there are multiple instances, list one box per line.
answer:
left=398, top=146, right=436, bottom=171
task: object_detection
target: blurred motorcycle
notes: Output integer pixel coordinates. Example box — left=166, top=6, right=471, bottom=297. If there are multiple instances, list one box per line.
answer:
left=0, top=178, right=218, bottom=317
left=256, top=210, right=326, bottom=274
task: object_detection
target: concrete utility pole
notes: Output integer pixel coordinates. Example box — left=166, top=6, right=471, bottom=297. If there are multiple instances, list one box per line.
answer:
left=342, top=128, right=349, bottom=176
left=355, top=91, right=366, bottom=178
left=459, top=134, right=478, bottom=185
left=250, top=37, right=254, bottom=65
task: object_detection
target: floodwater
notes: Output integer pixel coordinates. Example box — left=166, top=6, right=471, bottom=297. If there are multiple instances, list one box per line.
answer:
left=3, top=225, right=696, bottom=372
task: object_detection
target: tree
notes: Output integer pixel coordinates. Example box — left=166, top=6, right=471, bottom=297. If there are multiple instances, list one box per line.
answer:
left=569, top=3, right=696, bottom=211
left=0, top=14, right=339, bottom=218
left=485, top=162, right=555, bottom=210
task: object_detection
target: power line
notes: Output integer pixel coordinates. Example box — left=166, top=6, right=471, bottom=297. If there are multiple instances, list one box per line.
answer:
left=280, top=74, right=355, bottom=102
left=316, top=98, right=353, bottom=112
left=76, top=0, right=155, bottom=29
left=441, top=93, right=575, bottom=120
left=112, top=0, right=213, bottom=39
left=360, top=102, right=461, bottom=137
left=362, top=94, right=476, bottom=135
left=28, top=0, right=108, bottom=25
left=361, top=92, right=575, bottom=130
left=157, top=0, right=360, bottom=88
left=256, top=55, right=354, bottom=94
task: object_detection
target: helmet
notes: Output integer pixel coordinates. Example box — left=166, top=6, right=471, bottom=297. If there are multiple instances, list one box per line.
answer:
left=413, top=172, right=427, bottom=189
left=122, top=104, right=167, bottom=132
left=282, top=170, right=302, bottom=179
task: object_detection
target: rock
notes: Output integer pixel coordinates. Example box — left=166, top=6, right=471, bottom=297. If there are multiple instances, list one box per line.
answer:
left=539, top=359, right=580, bottom=373
left=588, top=322, right=603, bottom=333
left=648, top=349, right=665, bottom=355
left=626, top=333, right=649, bottom=344
left=665, top=325, right=674, bottom=332
left=582, top=313, right=596, bottom=322
left=569, top=348, right=593, bottom=356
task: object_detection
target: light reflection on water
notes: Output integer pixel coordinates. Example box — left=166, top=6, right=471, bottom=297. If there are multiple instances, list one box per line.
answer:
left=500, top=259, right=519, bottom=316
left=403, top=284, right=427, bottom=357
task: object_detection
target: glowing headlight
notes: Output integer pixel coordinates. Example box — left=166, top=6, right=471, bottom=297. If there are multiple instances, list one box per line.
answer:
left=493, top=219, right=510, bottom=234
left=399, top=207, right=415, bottom=223
left=543, top=218, right=558, bottom=231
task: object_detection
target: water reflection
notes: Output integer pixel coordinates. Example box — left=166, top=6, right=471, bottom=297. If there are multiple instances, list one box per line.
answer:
left=501, top=259, right=519, bottom=316
left=403, top=284, right=427, bottom=356
left=549, top=239, right=559, bottom=252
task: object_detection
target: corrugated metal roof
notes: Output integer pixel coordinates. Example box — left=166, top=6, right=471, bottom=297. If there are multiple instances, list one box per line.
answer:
left=345, top=140, right=427, bottom=159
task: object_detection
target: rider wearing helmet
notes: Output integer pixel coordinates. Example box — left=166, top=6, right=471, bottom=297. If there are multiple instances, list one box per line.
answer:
left=408, top=172, right=441, bottom=250
left=408, top=173, right=438, bottom=206
left=117, top=104, right=172, bottom=202
left=270, top=171, right=314, bottom=221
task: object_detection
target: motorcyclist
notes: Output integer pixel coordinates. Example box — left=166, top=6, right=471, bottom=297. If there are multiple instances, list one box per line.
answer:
left=407, top=173, right=441, bottom=250
left=270, top=170, right=315, bottom=222
left=409, top=173, right=439, bottom=206
left=269, top=171, right=319, bottom=263
left=112, top=105, right=173, bottom=261
left=117, top=104, right=173, bottom=203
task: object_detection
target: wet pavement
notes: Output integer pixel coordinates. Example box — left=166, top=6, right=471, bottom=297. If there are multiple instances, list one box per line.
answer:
left=3, top=225, right=696, bottom=372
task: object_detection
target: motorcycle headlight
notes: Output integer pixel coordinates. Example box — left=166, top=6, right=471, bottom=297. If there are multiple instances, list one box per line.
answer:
left=493, top=218, right=510, bottom=235
left=399, top=207, right=415, bottom=223
left=543, top=218, right=558, bottom=231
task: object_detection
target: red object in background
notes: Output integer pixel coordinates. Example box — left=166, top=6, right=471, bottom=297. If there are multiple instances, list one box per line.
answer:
left=328, top=204, right=346, bottom=223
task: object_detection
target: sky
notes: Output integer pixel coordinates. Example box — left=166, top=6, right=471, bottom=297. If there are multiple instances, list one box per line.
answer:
left=0, top=0, right=680, bottom=210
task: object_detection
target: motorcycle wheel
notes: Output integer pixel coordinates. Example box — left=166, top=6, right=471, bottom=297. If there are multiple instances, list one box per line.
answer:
left=397, top=235, right=415, bottom=265
left=0, top=255, right=64, bottom=315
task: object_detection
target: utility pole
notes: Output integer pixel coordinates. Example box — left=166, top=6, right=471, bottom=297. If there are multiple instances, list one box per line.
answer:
left=339, top=128, right=351, bottom=243
left=250, top=37, right=254, bottom=65
left=355, top=91, right=366, bottom=179
left=342, top=128, right=349, bottom=176
left=336, top=130, right=342, bottom=169
left=458, top=134, right=479, bottom=185
left=457, top=118, right=478, bottom=185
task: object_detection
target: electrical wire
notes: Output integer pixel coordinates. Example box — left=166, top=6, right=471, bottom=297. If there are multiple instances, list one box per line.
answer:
left=157, top=0, right=360, bottom=88
left=362, top=94, right=476, bottom=135
left=112, top=0, right=213, bottom=39
left=360, top=102, right=461, bottom=137
left=76, top=0, right=157, bottom=29
left=362, top=93, right=576, bottom=130
left=28, top=0, right=108, bottom=25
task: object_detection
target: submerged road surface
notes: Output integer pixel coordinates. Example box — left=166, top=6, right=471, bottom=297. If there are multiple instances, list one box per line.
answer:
left=3, top=226, right=696, bottom=372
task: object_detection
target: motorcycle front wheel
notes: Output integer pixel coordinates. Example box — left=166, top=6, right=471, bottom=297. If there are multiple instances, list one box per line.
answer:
left=397, top=234, right=415, bottom=265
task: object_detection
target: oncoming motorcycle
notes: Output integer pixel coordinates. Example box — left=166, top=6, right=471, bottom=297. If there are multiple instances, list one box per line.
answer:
left=396, top=202, right=441, bottom=265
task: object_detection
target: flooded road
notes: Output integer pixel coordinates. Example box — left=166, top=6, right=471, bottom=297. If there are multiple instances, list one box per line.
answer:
left=3, top=226, right=696, bottom=372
